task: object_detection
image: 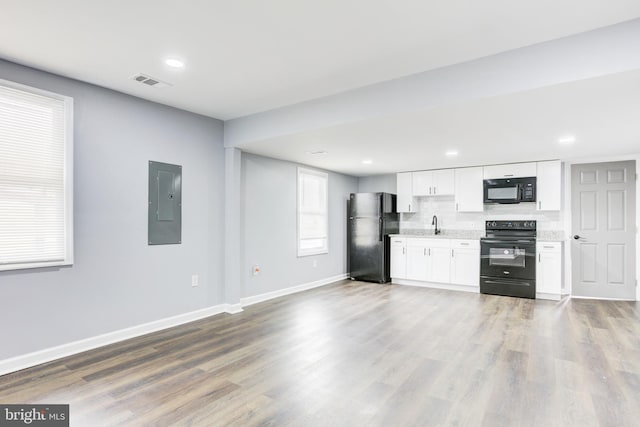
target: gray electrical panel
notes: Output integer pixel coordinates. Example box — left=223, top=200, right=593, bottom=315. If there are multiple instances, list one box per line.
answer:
left=148, top=161, right=182, bottom=245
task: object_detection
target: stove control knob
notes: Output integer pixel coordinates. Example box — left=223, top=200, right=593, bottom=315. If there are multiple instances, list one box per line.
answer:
left=491, top=221, right=497, bottom=227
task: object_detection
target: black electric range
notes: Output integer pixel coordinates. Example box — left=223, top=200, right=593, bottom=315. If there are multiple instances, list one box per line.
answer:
left=480, top=220, right=536, bottom=299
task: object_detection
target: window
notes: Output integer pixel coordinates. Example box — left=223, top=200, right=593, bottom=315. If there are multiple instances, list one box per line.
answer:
left=0, top=79, right=73, bottom=271
left=297, top=167, right=328, bottom=256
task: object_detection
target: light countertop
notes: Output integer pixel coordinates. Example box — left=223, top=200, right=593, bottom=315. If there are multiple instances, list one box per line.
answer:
left=389, top=229, right=484, bottom=239
left=389, top=229, right=565, bottom=242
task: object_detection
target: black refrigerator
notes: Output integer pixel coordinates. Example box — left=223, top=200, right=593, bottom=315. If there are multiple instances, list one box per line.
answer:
left=348, top=193, right=399, bottom=283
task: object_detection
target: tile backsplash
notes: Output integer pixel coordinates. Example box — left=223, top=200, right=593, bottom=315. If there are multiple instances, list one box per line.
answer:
left=400, top=196, right=563, bottom=232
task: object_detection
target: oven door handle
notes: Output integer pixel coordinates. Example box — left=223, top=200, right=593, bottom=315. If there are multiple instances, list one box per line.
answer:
left=481, top=278, right=532, bottom=286
left=481, top=239, right=535, bottom=244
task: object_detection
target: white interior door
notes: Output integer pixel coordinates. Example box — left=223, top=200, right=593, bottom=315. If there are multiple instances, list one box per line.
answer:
left=571, top=161, right=636, bottom=299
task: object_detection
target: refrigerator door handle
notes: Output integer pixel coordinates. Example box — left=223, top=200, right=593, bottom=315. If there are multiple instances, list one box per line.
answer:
left=378, top=217, right=383, bottom=242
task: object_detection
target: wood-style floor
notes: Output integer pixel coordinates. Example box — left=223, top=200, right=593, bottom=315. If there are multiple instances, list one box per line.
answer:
left=1, top=281, right=640, bottom=426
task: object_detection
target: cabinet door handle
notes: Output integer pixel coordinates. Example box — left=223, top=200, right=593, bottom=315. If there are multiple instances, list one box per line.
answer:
left=455, top=203, right=458, bottom=211
left=504, top=174, right=514, bottom=177
left=538, top=253, right=541, bottom=262
left=543, top=245, right=555, bottom=249
left=434, top=187, right=437, bottom=195
left=424, top=248, right=426, bottom=256
left=403, top=247, right=405, bottom=255
left=538, top=201, right=541, bottom=210
left=428, top=248, right=431, bottom=256
left=460, top=242, right=469, bottom=246
left=429, top=187, right=432, bottom=195
left=451, top=249, right=454, bottom=258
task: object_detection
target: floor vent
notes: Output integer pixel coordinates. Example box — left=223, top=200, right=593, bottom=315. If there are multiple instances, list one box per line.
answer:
left=130, top=73, right=172, bottom=88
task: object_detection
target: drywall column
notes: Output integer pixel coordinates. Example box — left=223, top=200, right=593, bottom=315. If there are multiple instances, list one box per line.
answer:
left=224, top=147, right=243, bottom=312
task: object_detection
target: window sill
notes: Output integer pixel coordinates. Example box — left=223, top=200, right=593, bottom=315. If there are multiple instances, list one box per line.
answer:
left=297, top=250, right=328, bottom=258
left=0, top=259, right=73, bottom=272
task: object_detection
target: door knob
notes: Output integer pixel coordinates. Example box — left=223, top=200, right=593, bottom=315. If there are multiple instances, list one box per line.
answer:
left=573, top=235, right=581, bottom=240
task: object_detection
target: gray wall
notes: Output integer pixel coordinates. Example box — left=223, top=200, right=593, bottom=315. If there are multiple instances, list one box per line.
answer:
left=242, top=153, right=358, bottom=298
left=358, top=174, right=396, bottom=194
left=0, top=60, right=226, bottom=359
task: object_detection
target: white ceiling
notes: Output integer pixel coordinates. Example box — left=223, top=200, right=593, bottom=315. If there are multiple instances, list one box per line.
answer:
left=239, top=69, right=640, bottom=176
left=2, top=0, right=640, bottom=120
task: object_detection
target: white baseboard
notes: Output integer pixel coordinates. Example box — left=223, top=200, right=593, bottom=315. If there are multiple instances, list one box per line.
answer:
left=570, top=295, right=636, bottom=301
left=0, top=303, right=239, bottom=376
left=223, top=303, right=244, bottom=314
left=0, top=275, right=347, bottom=376
left=394, top=279, right=570, bottom=302
left=241, top=273, right=348, bottom=307
left=393, top=279, right=479, bottom=294
left=536, top=292, right=562, bottom=301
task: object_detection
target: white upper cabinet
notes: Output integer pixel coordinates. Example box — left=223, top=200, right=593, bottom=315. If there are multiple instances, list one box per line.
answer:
left=454, top=167, right=483, bottom=212
left=397, top=161, right=560, bottom=213
left=412, top=169, right=455, bottom=196
left=536, top=160, right=562, bottom=211
left=483, top=162, right=537, bottom=179
left=412, top=171, right=432, bottom=196
left=396, top=172, right=414, bottom=213
left=433, top=169, right=455, bottom=196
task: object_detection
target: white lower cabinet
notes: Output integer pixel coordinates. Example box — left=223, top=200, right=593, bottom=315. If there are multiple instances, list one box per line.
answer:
left=450, top=240, right=480, bottom=287
left=392, top=237, right=563, bottom=298
left=391, top=238, right=479, bottom=289
left=406, top=239, right=428, bottom=281
left=403, top=238, right=451, bottom=282
left=536, top=242, right=563, bottom=299
left=390, top=237, right=407, bottom=279
left=428, top=241, right=451, bottom=283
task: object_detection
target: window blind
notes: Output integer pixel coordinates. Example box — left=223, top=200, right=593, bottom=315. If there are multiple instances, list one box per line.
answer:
left=0, top=81, right=72, bottom=270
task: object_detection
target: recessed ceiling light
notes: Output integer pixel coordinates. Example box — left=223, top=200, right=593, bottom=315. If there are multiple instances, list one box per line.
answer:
left=305, top=150, right=327, bottom=155
left=445, top=150, right=458, bottom=156
left=558, top=136, right=576, bottom=144
left=362, top=159, right=373, bottom=165
left=165, top=58, right=185, bottom=68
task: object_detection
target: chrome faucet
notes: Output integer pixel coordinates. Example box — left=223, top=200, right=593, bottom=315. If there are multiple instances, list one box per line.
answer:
left=432, top=215, right=440, bottom=235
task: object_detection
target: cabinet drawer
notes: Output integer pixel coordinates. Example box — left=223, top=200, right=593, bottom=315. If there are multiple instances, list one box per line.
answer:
left=537, top=242, right=562, bottom=252
left=390, top=237, right=406, bottom=247
left=451, top=239, right=479, bottom=249
left=422, top=238, right=451, bottom=248
left=407, top=238, right=429, bottom=247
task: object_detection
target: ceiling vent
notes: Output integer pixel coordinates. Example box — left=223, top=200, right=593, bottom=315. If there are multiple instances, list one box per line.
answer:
left=130, top=73, right=172, bottom=88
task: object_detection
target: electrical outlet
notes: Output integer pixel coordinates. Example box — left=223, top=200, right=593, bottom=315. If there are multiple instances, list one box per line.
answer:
left=191, top=274, right=199, bottom=287
left=252, top=265, right=260, bottom=276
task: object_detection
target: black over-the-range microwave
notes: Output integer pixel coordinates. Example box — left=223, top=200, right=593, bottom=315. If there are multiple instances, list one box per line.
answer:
left=483, top=177, right=536, bottom=204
